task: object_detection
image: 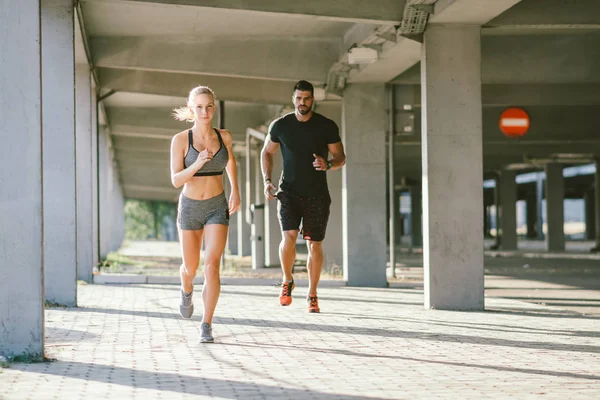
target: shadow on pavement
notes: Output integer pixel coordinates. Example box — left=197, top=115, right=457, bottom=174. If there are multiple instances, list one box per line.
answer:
left=58, top=307, right=600, bottom=354
left=219, top=341, right=600, bottom=382
left=10, top=361, right=388, bottom=400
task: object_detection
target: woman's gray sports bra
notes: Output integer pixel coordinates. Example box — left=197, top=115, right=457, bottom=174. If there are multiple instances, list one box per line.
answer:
left=184, top=128, right=229, bottom=176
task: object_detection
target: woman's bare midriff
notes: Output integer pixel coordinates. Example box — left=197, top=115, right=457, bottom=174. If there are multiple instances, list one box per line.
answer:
left=182, top=175, right=224, bottom=200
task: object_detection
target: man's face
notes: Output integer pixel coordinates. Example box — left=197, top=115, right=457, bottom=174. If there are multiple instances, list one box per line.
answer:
left=293, top=90, right=314, bottom=115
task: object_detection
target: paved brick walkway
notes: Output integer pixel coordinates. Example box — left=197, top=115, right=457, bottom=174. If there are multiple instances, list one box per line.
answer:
left=1, top=282, right=599, bottom=399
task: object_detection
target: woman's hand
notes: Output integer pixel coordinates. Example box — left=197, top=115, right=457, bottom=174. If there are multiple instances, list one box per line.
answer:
left=229, top=191, right=241, bottom=215
left=194, top=149, right=213, bottom=169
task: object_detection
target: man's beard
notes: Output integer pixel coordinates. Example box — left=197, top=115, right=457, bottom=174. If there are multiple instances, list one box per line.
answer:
left=297, top=105, right=311, bottom=115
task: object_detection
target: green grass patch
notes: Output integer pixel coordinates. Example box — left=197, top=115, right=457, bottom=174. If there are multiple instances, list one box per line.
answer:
left=97, top=252, right=158, bottom=274
left=105, top=252, right=149, bottom=266
left=1, top=353, right=54, bottom=366
left=44, top=300, right=69, bottom=309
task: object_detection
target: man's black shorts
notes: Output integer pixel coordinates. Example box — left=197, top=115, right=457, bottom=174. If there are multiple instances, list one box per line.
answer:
left=276, top=191, right=331, bottom=242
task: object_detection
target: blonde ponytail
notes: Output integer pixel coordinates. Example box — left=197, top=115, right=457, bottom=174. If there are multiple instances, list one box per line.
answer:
left=172, top=106, right=194, bottom=122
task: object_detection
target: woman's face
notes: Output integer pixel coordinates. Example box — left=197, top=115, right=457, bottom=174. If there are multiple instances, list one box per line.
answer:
left=190, top=94, right=215, bottom=124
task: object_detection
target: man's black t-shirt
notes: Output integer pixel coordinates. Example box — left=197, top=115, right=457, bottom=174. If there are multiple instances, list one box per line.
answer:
left=269, top=112, right=340, bottom=197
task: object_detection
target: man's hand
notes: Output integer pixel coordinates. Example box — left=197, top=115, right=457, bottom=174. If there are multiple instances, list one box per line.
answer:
left=313, top=153, right=328, bottom=171
left=264, top=180, right=277, bottom=200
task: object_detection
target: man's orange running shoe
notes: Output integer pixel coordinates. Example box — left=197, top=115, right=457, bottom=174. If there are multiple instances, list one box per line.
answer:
left=279, top=279, right=295, bottom=306
left=307, top=295, right=320, bottom=313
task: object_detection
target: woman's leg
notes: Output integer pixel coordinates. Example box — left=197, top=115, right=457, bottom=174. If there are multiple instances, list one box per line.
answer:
left=200, top=223, right=228, bottom=324
left=179, top=226, right=203, bottom=293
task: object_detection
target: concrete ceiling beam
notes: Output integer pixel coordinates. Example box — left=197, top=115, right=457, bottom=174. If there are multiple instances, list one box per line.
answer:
left=107, top=104, right=280, bottom=140
left=122, top=184, right=178, bottom=202
left=485, top=0, right=600, bottom=35
left=394, top=83, right=600, bottom=106
left=97, top=68, right=295, bottom=104
left=92, top=36, right=339, bottom=84
left=391, top=33, right=600, bottom=84
left=83, top=0, right=406, bottom=24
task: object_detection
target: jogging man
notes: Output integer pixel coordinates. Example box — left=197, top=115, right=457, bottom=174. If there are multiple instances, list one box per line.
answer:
left=261, top=80, right=346, bottom=313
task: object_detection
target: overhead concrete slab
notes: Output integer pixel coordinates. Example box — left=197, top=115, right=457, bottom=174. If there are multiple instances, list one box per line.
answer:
left=81, top=0, right=355, bottom=36
left=347, top=0, right=521, bottom=83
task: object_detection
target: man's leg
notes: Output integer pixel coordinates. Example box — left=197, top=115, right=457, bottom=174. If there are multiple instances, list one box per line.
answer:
left=276, top=191, right=302, bottom=306
left=306, top=240, right=323, bottom=296
left=302, top=195, right=331, bottom=313
left=279, top=230, right=298, bottom=306
left=280, top=230, right=299, bottom=282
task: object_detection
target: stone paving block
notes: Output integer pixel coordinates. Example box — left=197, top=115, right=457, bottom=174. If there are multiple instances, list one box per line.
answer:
left=1, top=282, right=599, bottom=399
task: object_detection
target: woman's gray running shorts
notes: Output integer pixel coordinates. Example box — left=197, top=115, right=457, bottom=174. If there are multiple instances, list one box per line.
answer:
left=177, top=192, right=229, bottom=230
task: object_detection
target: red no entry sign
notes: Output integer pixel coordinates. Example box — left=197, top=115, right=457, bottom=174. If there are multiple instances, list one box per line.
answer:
left=499, top=108, right=530, bottom=137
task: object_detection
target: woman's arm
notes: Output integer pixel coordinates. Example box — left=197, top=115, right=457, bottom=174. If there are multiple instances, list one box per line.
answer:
left=170, top=132, right=212, bottom=188
left=221, top=129, right=241, bottom=214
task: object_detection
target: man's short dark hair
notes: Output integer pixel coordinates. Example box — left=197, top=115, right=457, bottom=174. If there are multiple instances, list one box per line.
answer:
left=293, top=80, right=314, bottom=96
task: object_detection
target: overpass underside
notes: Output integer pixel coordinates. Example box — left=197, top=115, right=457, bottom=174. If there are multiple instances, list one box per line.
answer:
left=2, top=0, right=600, bottom=357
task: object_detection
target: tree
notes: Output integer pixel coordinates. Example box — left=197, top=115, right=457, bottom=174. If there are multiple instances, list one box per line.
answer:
left=124, top=199, right=176, bottom=240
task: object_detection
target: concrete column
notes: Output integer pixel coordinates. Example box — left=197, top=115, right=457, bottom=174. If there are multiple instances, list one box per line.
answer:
left=0, top=0, right=44, bottom=358
left=499, top=170, right=517, bottom=250
left=248, top=146, right=265, bottom=267
left=594, top=162, right=600, bottom=248
left=91, top=83, right=99, bottom=266
left=526, top=191, right=538, bottom=239
left=324, top=164, right=343, bottom=269
left=253, top=147, right=262, bottom=204
left=493, top=178, right=500, bottom=248
left=342, top=84, right=387, bottom=287
left=317, top=102, right=343, bottom=270
left=76, top=63, right=94, bottom=282
left=265, top=151, right=282, bottom=267
left=237, top=155, right=252, bottom=256
left=483, top=203, right=489, bottom=237
left=244, top=145, right=257, bottom=227
left=394, top=190, right=402, bottom=245
left=98, top=126, right=109, bottom=258
left=411, top=185, right=422, bottom=247
left=584, top=189, right=596, bottom=240
left=98, top=126, right=126, bottom=258
left=224, top=167, right=238, bottom=255
left=536, top=172, right=545, bottom=240
left=545, top=163, right=565, bottom=251
left=42, top=0, right=77, bottom=306
left=421, top=25, right=484, bottom=310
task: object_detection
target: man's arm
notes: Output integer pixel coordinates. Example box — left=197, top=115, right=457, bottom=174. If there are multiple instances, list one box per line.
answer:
left=327, top=141, right=346, bottom=171
left=313, top=141, right=346, bottom=171
left=261, top=134, right=280, bottom=200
